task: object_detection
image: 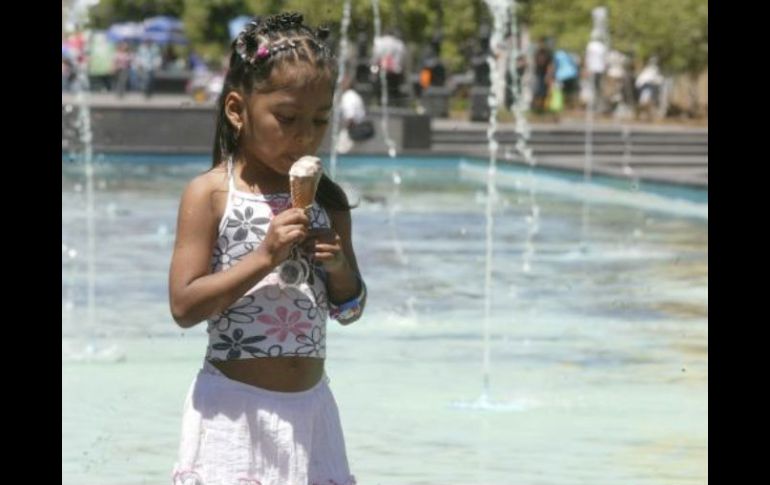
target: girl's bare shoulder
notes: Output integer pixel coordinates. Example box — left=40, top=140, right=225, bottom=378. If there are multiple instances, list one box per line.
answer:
left=180, top=165, right=230, bottom=215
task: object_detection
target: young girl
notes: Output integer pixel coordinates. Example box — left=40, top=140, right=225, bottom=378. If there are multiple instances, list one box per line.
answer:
left=168, top=13, right=365, bottom=485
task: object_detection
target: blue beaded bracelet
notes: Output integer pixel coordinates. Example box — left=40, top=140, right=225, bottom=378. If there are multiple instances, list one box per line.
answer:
left=329, top=277, right=366, bottom=321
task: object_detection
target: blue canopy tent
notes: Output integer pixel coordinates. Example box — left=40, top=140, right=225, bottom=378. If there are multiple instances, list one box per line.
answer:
left=228, top=15, right=253, bottom=41
left=142, top=16, right=188, bottom=44
left=106, top=22, right=145, bottom=43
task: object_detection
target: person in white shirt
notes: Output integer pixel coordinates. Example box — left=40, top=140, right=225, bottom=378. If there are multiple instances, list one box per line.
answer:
left=341, top=85, right=366, bottom=127
left=635, top=56, right=664, bottom=120
left=371, top=29, right=407, bottom=100
left=336, top=75, right=374, bottom=153
left=372, top=32, right=405, bottom=75
left=584, top=32, right=608, bottom=109
left=606, top=50, right=626, bottom=102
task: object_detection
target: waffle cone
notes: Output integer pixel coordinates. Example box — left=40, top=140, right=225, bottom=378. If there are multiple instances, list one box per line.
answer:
left=291, top=175, right=320, bottom=211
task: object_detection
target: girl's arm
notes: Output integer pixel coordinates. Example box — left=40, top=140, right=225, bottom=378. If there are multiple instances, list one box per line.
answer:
left=168, top=174, right=309, bottom=328
left=314, top=209, right=366, bottom=325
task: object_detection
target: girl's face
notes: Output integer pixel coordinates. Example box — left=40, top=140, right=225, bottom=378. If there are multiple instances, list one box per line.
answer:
left=238, top=64, right=333, bottom=177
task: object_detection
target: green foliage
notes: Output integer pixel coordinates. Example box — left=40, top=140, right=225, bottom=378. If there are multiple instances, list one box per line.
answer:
left=529, top=0, right=707, bottom=74
left=87, top=0, right=706, bottom=75
left=89, top=0, right=185, bottom=28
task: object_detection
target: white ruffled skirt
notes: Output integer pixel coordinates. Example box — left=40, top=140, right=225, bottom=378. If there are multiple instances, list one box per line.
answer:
left=172, top=361, right=355, bottom=485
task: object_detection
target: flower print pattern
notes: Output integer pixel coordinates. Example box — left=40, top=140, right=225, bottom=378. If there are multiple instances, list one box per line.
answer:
left=212, top=238, right=257, bottom=271
left=232, top=242, right=256, bottom=262
left=226, top=206, right=270, bottom=241
left=257, top=306, right=312, bottom=342
left=206, top=186, right=333, bottom=360
left=248, top=344, right=286, bottom=357
left=294, top=326, right=325, bottom=357
left=211, top=236, right=235, bottom=269
left=294, top=286, right=328, bottom=320
left=308, top=204, right=330, bottom=230
left=208, top=295, right=263, bottom=332
left=211, top=328, right=267, bottom=360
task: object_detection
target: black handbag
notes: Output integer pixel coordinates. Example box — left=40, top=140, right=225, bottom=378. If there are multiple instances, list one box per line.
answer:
left=349, top=120, right=375, bottom=141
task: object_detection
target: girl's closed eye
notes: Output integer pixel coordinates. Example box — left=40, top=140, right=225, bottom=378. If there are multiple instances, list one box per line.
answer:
left=314, top=118, right=329, bottom=126
left=275, top=113, right=296, bottom=124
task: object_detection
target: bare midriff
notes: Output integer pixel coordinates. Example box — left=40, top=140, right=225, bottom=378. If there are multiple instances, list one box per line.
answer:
left=211, top=357, right=325, bottom=392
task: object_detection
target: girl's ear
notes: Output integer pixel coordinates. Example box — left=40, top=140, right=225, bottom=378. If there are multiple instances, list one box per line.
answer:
left=224, top=91, right=245, bottom=132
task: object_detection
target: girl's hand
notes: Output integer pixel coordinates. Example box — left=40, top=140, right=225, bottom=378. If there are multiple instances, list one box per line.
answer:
left=304, top=229, right=349, bottom=274
left=258, top=208, right=309, bottom=267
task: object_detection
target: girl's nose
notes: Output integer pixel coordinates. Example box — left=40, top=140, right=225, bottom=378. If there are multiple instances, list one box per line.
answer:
left=296, top=119, right=316, bottom=145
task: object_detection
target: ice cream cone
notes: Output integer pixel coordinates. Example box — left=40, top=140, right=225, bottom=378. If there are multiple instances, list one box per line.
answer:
left=289, top=156, right=323, bottom=212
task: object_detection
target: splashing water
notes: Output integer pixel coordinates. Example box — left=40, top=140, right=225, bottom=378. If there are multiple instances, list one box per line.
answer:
left=63, top=0, right=125, bottom=363
left=328, top=0, right=352, bottom=180
left=505, top=2, right=540, bottom=275
left=449, top=0, right=543, bottom=412
left=371, top=0, right=397, bottom=158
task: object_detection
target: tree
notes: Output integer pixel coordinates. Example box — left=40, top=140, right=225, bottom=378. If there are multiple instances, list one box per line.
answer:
left=182, top=0, right=249, bottom=62
left=89, top=0, right=184, bottom=28
left=87, top=0, right=706, bottom=77
left=528, top=0, right=707, bottom=75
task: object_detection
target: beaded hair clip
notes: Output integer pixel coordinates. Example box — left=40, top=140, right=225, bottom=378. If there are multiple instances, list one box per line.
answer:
left=234, top=17, right=328, bottom=66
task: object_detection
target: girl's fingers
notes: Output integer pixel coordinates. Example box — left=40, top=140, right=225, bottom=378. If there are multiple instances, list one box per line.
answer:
left=314, top=243, right=341, bottom=252
left=284, top=226, right=308, bottom=242
left=313, top=252, right=336, bottom=261
left=283, top=224, right=308, bottom=234
left=277, top=208, right=310, bottom=226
